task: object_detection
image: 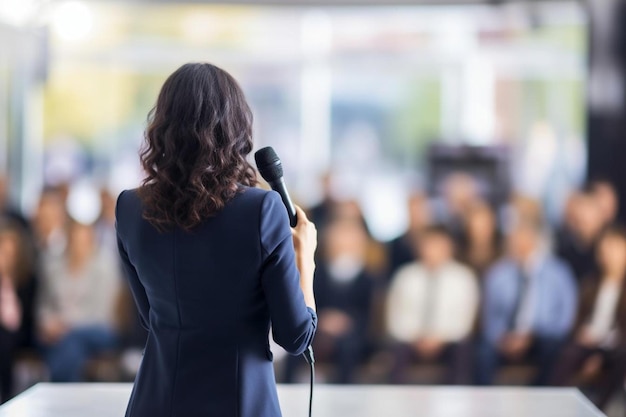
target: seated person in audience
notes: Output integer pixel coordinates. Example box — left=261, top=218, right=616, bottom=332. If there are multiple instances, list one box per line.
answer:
left=507, top=194, right=543, bottom=227
left=37, top=220, right=121, bottom=382
left=95, top=188, right=118, bottom=253
left=386, top=225, right=479, bottom=384
left=589, top=179, right=619, bottom=227
left=307, top=172, right=337, bottom=230
left=556, top=191, right=605, bottom=283
left=388, top=192, right=432, bottom=276
left=284, top=209, right=374, bottom=384
left=0, top=220, right=37, bottom=403
left=434, top=173, right=480, bottom=241
left=459, top=200, right=501, bottom=278
left=32, top=187, right=68, bottom=259
left=476, top=220, right=578, bottom=385
left=551, top=226, right=626, bottom=410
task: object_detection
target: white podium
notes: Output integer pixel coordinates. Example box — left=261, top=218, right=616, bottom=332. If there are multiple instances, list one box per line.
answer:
left=0, top=383, right=606, bottom=417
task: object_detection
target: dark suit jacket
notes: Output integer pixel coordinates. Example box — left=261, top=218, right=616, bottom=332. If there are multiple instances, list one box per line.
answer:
left=575, top=277, right=626, bottom=349
left=116, top=187, right=317, bottom=417
left=314, top=264, right=374, bottom=338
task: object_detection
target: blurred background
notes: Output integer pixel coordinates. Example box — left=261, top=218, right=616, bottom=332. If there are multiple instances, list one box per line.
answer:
left=1, top=0, right=626, bottom=415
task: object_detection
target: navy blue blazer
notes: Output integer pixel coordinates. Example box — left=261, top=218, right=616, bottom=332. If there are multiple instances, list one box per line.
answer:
left=115, top=187, right=317, bottom=417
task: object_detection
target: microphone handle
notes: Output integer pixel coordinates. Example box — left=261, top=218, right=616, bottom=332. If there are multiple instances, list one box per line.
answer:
left=268, top=178, right=298, bottom=227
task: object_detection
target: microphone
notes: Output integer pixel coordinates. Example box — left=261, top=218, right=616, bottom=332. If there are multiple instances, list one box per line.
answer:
left=254, top=147, right=298, bottom=227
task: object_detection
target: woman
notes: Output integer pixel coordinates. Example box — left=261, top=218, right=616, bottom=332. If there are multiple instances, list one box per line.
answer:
left=0, top=220, right=37, bottom=403
left=37, top=220, right=120, bottom=382
left=115, top=63, right=317, bottom=417
left=551, top=225, right=626, bottom=409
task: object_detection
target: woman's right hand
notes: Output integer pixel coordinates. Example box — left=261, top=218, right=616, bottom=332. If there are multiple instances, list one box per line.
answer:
left=291, top=205, right=317, bottom=310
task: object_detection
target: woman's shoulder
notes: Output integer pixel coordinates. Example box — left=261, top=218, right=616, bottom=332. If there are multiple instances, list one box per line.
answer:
left=115, top=189, right=144, bottom=232
left=231, top=186, right=282, bottom=212
left=237, top=185, right=272, bottom=201
left=116, top=188, right=140, bottom=205
left=118, top=185, right=272, bottom=205
left=115, top=188, right=139, bottom=215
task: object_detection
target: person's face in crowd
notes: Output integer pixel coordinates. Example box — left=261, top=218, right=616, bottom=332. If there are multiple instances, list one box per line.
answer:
left=444, top=173, right=478, bottom=216
left=507, top=225, right=538, bottom=264
left=593, top=182, right=618, bottom=224
left=100, top=189, right=116, bottom=223
left=466, top=202, right=496, bottom=244
left=509, top=195, right=542, bottom=227
left=563, top=193, right=581, bottom=228
left=420, top=232, right=453, bottom=270
left=407, top=194, right=431, bottom=232
left=333, top=201, right=363, bottom=223
left=68, top=222, right=96, bottom=259
left=572, top=194, right=605, bottom=243
left=324, top=218, right=368, bottom=262
left=597, top=232, right=626, bottom=280
left=35, top=192, right=67, bottom=239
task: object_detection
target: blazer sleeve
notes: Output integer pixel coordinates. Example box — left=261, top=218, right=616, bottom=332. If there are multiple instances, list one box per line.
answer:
left=116, top=191, right=151, bottom=331
left=259, top=191, right=317, bottom=355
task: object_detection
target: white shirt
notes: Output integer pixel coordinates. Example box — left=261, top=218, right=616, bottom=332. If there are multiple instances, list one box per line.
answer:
left=386, top=260, right=480, bottom=343
left=588, top=279, right=621, bottom=347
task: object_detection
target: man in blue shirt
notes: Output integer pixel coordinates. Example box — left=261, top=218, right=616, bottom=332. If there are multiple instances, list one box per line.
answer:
left=476, top=219, right=578, bottom=385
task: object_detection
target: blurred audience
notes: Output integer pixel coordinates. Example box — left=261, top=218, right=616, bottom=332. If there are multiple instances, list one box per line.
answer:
left=386, top=225, right=479, bottom=384
left=556, top=191, right=604, bottom=282
left=459, top=200, right=502, bottom=278
left=307, top=172, right=337, bottom=230
left=434, top=173, right=480, bottom=240
left=507, top=194, right=543, bottom=229
left=551, top=226, right=626, bottom=409
left=0, top=220, right=37, bottom=403
left=589, top=180, right=619, bottom=226
left=33, top=187, right=68, bottom=258
left=0, top=165, right=623, bottom=412
left=36, top=220, right=120, bottom=382
left=388, top=192, right=432, bottom=275
left=96, top=188, right=118, bottom=253
left=476, top=219, right=577, bottom=385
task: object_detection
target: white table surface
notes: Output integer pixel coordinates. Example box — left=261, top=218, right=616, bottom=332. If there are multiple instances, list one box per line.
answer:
left=0, top=383, right=606, bottom=417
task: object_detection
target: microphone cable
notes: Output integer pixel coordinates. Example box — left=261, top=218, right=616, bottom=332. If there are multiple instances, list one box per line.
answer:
left=303, top=345, right=315, bottom=417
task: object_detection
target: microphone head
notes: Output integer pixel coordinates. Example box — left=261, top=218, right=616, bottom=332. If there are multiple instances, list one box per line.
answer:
left=255, top=146, right=283, bottom=182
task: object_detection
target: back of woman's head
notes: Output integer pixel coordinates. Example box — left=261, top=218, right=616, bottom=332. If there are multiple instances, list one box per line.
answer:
left=139, top=63, right=257, bottom=231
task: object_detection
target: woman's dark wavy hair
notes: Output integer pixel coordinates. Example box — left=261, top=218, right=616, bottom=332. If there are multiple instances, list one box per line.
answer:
left=138, top=63, right=257, bottom=231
